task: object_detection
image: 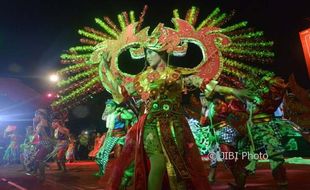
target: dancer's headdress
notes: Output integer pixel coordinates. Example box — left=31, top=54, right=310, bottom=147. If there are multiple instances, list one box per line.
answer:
left=52, top=6, right=274, bottom=110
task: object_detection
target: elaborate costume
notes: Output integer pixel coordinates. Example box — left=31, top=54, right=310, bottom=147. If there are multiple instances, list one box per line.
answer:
left=3, top=125, right=20, bottom=165
left=95, top=99, right=134, bottom=177
left=20, top=126, right=36, bottom=171
left=283, top=75, right=310, bottom=142
left=52, top=6, right=279, bottom=190
left=48, top=113, right=70, bottom=172
left=186, top=118, right=212, bottom=156
left=31, top=109, right=53, bottom=181
left=237, top=77, right=288, bottom=189
left=200, top=90, right=249, bottom=186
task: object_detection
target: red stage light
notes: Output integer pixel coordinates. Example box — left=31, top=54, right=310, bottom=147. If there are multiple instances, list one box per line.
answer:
left=299, top=28, right=310, bottom=78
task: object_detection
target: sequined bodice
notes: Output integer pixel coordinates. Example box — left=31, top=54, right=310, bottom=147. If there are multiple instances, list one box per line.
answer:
left=134, top=66, right=183, bottom=102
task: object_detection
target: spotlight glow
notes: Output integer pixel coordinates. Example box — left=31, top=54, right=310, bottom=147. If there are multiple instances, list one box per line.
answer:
left=49, top=74, right=59, bottom=82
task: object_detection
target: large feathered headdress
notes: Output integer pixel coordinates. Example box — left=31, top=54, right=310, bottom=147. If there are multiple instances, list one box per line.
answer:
left=52, top=6, right=274, bottom=110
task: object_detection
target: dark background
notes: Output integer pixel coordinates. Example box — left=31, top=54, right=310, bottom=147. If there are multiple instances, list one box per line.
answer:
left=0, top=0, right=309, bottom=135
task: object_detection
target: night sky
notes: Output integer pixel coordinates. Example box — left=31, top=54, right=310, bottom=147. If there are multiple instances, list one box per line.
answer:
left=0, top=0, right=309, bottom=134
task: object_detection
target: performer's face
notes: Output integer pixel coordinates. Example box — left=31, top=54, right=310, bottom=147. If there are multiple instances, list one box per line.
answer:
left=146, top=49, right=162, bottom=68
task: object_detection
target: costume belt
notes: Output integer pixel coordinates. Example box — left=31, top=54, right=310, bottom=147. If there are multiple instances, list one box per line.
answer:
left=112, top=128, right=126, bottom=137
left=252, top=113, right=273, bottom=124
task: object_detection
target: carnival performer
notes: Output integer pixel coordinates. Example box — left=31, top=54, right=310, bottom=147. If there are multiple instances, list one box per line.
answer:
left=200, top=92, right=249, bottom=187
left=66, top=134, right=76, bottom=162
left=48, top=113, right=70, bottom=172
left=51, top=6, right=278, bottom=190
left=239, top=76, right=288, bottom=189
left=283, top=75, right=310, bottom=142
left=88, top=132, right=105, bottom=160
left=94, top=99, right=134, bottom=177
left=20, top=126, right=36, bottom=171
left=31, top=109, right=53, bottom=181
left=199, top=93, right=220, bottom=183
left=3, top=125, right=20, bottom=165
left=107, top=45, right=253, bottom=189
left=183, top=93, right=213, bottom=158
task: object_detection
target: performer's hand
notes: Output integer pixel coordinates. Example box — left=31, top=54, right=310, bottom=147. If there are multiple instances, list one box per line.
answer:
left=116, top=107, right=124, bottom=112
left=204, top=80, right=218, bottom=97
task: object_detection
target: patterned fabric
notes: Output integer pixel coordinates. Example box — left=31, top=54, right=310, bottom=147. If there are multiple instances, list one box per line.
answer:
left=35, top=140, right=53, bottom=162
left=187, top=118, right=213, bottom=155
left=96, top=136, right=124, bottom=174
left=208, top=142, right=221, bottom=168
left=20, top=135, right=36, bottom=171
left=3, top=141, right=19, bottom=163
left=107, top=114, right=209, bottom=190
left=238, top=121, right=284, bottom=156
left=23, top=145, right=37, bottom=171
left=143, top=122, right=163, bottom=155
left=218, top=126, right=240, bottom=147
left=46, top=140, right=69, bottom=161
left=3, top=135, right=20, bottom=163
left=238, top=118, right=286, bottom=172
left=251, top=121, right=285, bottom=156
left=106, top=65, right=210, bottom=190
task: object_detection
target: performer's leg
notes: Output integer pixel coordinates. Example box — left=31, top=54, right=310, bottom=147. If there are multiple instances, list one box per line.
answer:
left=269, top=155, right=287, bottom=188
left=35, top=146, right=48, bottom=181
left=38, top=161, right=46, bottom=181
left=57, top=147, right=67, bottom=172
left=61, top=159, right=67, bottom=172
left=148, top=153, right=166, bottom=190
left=208, top=144, right=218, bottom=183
left=220, top=144, right=247, bottom=189
left=56, top=160, right=62, bottom=170
left=143, top=124, right=167, bottom=190
left=229, top=158, right=248, bottom=190
left=208, top=166, right=217, bottom=183
left=272, top=165, right=288, bottom=189
left=261, top=123, right=288, bottom=188
left=220, top=144, right=236, bottom=168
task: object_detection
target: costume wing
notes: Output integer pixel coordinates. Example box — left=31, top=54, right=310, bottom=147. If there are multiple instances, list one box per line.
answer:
left=167, top=7, right=275, bottom=90
left=52, top=7, right=148, bottom=110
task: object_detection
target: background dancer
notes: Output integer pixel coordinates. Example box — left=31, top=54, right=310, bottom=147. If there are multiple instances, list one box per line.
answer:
left=3, top=125, right=20, bottom=165
left=31, top=109, right=53, bottom=181
left=49, top=113, right=70, bottom=172
left=95, top=99, right=134, bottom=177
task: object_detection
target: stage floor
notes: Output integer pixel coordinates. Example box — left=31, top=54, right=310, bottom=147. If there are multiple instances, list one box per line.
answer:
left=0, top=159, right=309, bottom=189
